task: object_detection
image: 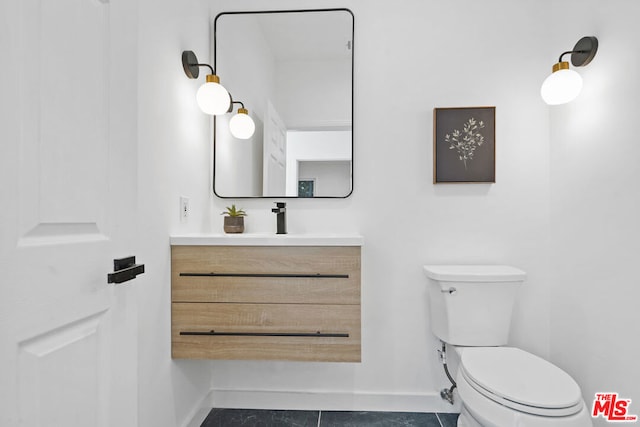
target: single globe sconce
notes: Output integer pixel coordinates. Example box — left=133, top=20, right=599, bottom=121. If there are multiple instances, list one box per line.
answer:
left=541, top=36, right=598, bottom=105
left=228, top=101, right=256, bottom=140
left=182, top=50, right=231, bottom=115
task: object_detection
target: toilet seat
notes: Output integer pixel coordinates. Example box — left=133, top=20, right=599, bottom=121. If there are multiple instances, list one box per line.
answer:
left=460, top=347, right=584, bottom=417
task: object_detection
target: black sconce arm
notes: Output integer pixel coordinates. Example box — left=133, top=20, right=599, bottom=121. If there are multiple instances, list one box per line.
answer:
left=181, top=50, right=216, bottom=79
left=555, top=36, right=598, bottom=67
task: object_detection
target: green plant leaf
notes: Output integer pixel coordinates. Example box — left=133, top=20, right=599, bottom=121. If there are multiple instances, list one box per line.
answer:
left=221, top=204, right=247, bottom=217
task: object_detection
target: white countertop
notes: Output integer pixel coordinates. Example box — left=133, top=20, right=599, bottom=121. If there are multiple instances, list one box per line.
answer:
left=170, top=233, right=364, bottom=247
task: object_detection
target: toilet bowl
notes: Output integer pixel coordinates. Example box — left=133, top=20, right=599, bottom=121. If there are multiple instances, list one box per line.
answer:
left=454, top=346, right=591, bottom=426
left=423, top=265, right=592, bottom=427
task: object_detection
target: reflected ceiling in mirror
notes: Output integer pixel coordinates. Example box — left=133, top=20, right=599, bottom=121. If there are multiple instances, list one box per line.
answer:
left=213, top=9, right=354, bottom=198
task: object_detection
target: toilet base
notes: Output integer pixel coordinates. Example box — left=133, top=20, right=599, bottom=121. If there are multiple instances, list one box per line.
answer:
left=457, top=406, right=481, bottom=427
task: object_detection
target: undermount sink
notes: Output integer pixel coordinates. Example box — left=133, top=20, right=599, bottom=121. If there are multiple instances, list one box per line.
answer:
left=169, top=233, right=363, bottom=246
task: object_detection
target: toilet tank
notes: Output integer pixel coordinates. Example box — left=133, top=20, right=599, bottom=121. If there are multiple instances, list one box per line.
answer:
left=423, top=265, right=526, bottom=346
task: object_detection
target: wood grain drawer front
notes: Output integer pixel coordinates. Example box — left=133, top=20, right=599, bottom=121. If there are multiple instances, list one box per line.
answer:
left=172, top=246, right=361, bottom=304
left=172, top=303, right=361, bottom=362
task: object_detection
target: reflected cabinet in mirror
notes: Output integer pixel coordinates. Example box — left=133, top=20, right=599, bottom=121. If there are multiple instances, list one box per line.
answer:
left=213, top=9, right=354, bottom=198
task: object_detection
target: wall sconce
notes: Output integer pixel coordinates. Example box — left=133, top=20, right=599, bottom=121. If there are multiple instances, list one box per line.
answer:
left=182, top=50, right=255, bottom=139
left=182, top=50, right=231, bottom=115
left=229, top=101, right=255, bottom=140
left=541, top=36, right=598, bottom=105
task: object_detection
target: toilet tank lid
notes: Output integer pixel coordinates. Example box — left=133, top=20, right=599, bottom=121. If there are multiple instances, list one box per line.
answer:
left=423, top=265, right=527, bottom=282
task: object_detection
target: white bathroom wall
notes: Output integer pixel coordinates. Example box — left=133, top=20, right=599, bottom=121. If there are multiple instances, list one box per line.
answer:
left=104, top=0, right=640, bottom=424
left=298, top=161, right=351, bottom=197
left=205, top=0, right=552, bottom=412
left=136, top=0, right=215, bottom=426
left=548, top=1, right=640, bottom=423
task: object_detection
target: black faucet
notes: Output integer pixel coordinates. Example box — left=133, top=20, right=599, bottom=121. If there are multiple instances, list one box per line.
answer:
left=271, top=202, right=287, bottom=234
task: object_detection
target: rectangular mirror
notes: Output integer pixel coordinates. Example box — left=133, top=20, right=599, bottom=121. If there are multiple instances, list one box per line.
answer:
left=213, top=9, right=354, bottom=198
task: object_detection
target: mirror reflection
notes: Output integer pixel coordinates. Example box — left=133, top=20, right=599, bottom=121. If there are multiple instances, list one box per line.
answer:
left=213, top=9, right=354, bottom=198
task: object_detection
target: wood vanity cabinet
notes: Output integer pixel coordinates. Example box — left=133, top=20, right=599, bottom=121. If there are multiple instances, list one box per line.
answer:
left=171, top=245, right=361, bottom=362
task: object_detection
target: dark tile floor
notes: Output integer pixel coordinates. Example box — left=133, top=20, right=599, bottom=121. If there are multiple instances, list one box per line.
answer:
left=201, top=409, right=459, bottom=427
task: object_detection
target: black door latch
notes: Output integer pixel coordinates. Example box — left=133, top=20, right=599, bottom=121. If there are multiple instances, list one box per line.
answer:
left=107, top=256, right=145, bottom=284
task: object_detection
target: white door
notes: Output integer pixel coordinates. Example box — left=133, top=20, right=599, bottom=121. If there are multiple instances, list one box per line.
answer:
left=263, top=100, right=287, bottom=196
left=0, top=0, right=139, bottom=426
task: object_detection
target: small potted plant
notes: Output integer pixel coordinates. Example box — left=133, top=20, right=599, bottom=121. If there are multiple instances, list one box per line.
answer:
left=221, top=204, right=246, bottom=234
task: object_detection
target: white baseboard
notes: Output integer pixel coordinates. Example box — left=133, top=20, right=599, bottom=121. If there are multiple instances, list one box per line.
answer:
left=182, top=390, right=216, bottom=427
left=204, top=388, right=461, bottom=414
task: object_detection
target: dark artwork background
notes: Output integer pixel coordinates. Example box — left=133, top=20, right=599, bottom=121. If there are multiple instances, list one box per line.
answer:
left=434, top=107, right=495, bottom=183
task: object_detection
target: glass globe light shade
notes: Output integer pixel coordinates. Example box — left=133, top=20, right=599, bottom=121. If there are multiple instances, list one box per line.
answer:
left=541, top=66, right=583, bottom=105
left=229, top=109, right=255, bottom=139
left=196, top=75, right=231, bottom=115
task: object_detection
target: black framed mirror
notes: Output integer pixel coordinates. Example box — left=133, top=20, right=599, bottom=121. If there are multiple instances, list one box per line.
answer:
left=213, top=9, right=354, bottom=198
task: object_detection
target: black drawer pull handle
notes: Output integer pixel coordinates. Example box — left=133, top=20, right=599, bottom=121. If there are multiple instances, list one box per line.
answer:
left=180, top=272, right=349, bottom=279
left=180, top=330, right=349, bottom=338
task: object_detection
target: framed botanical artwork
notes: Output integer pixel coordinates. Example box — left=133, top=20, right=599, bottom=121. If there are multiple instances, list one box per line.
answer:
left=433, top=106, right=496, bottom=183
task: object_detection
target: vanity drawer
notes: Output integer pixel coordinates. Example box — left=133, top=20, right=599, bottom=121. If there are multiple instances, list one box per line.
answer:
left=171, top=302, right=361, bottom=362
left=172, top=245, right=360, bottom=304
left=172, top=276, right=359, bottom=305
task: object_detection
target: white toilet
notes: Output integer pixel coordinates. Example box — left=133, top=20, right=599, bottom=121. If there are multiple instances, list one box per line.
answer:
left=423, top=265, right=592, bottom=427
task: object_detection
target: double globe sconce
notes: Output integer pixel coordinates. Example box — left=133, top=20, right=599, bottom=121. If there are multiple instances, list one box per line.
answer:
left=182, top=50, right=255, bottom=139
left=541, top=36, right=598, bottom=105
